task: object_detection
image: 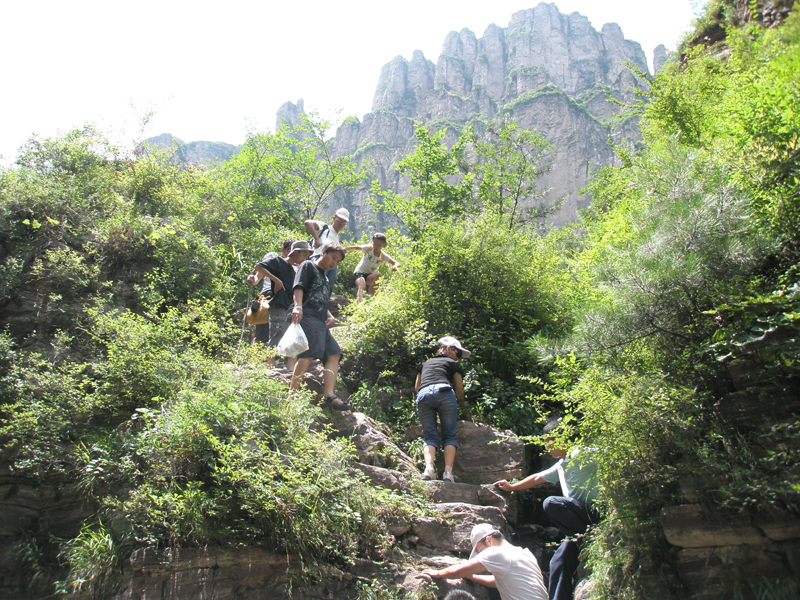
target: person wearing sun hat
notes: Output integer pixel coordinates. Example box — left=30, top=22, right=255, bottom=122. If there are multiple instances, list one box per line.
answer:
left=248, top=240, right=312, bottom=369
left=414, top=336, right=471, bottom=483
left=420, top=523, right=547, bottom=600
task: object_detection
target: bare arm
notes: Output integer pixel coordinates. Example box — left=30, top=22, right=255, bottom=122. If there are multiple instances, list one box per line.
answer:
left=304, top=220, right=321, bottom=247
left=343, top=245, right=363, bottom=252
left=493, top=473, right=548, bottom=492
left=452, top=372, right=464, bottom=402
left=246, top=265, right=263, bottom=286
left=291, top=288, right=304, bottom=324
left=414, top=373, right=421, bottom=394
left=420, top=558, right=488, bottom=581
left=466, top=573, right=497, bottom=588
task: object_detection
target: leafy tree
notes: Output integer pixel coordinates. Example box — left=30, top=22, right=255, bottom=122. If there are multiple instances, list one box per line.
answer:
left=467, top=116, right=556, bottom=229
left=370, top=125, right=473, bottom=240
left=273, top=111, right=369, bottom=220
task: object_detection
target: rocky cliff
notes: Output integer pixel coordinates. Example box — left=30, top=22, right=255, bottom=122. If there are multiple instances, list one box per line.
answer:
left=143, top=133, right=240, bottom=166
left=311, top=2, right=657, bottom=233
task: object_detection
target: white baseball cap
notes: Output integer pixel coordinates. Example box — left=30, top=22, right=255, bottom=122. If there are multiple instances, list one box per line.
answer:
left=438, top=336, right=470, bottom=358
left=469, top=523, right=500, bottom=559
left=335, top=208, right=350, bottom=222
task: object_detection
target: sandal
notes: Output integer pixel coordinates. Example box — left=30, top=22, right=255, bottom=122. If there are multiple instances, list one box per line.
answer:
left=322, top=395, right=351, bottom=411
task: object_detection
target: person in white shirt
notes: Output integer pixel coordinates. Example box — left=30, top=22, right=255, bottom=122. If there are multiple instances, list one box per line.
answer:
left=421, top=523, right=548, bottom=600
left=304, top=207, right=350, bottom=289
left=344, top=232, right=399, bottom=302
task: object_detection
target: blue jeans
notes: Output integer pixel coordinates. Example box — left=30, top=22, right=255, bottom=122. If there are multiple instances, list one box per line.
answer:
left=326, top=266, right=338, bottom=289
left=544, top=496, right=599, bottom=600
left=416, top=384, right=458, bottom=449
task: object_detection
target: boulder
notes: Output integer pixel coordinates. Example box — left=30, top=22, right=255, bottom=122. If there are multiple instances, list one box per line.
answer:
left=661, top=505, right=765, bottom=548
left=405, top=420, right=526, bottom=484
left=413, top=502, right=507, bottom=553
left=330, top=412, right=417, bottom=473
left=352, top=462, right=412, bottom=494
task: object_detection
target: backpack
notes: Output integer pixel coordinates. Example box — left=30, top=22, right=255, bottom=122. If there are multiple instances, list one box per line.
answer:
left=309, top=223, right=330, bottom=251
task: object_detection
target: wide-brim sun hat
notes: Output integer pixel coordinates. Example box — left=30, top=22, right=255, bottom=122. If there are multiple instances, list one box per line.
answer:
left=438, top=336, right=470, bottom=358
left=469, top=523, right=499, bottom=559
left=289, top=240, right=312, bottom=256
left=335, top=207, right=350, bottom=222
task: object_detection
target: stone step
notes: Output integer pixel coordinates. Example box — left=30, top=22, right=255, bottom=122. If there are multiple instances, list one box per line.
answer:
left=412, top=502, right=508, bottom=554
left=404, top=420, right=527, bottom=484
left=423, top=480, right=505, bottom=507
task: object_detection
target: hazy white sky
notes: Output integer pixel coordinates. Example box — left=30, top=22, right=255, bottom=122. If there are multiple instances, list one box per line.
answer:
left=1, top=0, right=697, bottom=164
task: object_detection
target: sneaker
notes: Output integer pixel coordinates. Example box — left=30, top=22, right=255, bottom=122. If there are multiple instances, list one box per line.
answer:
left=442, top=471, right=455, bottom=483
left=422, top=465, right=436, bottom=481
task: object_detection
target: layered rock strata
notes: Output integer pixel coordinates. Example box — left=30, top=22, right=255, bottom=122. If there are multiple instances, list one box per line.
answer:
left=305, top=2, right=661, bottom=233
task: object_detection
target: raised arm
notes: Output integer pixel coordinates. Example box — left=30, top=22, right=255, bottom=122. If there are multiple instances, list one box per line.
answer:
left=304, top=220, right=321, bottom=247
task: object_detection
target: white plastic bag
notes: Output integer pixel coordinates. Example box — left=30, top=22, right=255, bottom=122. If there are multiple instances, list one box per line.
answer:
left=276, top=323, right=309, bottom=357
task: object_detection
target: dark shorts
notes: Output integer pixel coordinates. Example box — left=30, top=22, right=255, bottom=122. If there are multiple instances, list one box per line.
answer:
left=353, top=271, right=369, bottom=282
left=254, top=322, right=270, bottom=344
left=297, top=316, right=342, bottom=362
left=267, top=306, right=290, bottom=347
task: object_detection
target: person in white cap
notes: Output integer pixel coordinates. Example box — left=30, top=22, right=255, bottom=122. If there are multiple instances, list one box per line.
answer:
left=414, top=336, right=470, bottom=483
left=420, top=523, right=547, bottom=600
left=304, top=207, right=350, bottom=289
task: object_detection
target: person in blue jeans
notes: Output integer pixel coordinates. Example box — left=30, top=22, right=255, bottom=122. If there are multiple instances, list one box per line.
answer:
left=414, top=336, right=470, bottom=483
left=493, top=421, right=599, bottom=600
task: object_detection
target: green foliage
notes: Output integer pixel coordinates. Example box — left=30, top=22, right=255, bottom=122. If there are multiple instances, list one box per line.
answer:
left=59, top=521, right=121, bottom=599
left=370, top=125, right=473, bottom=241
left=467, top=115, right=556, bottom=229
left=344, top=212, right=575, bottom=435
left=248, top=111, right=370, bottom=221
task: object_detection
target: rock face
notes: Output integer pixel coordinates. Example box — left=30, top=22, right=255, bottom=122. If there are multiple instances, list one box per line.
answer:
left=143, top=134, right=240, bottom=166
left=307, top=1, right=663, bottom=233
left=405, top=420, right=527, bottom=484
left=658, top=325, right=800, bottom=599
left=105, top=413, right=551, bottom=600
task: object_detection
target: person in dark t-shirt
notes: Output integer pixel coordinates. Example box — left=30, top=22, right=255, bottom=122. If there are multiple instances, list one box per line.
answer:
left=246, top=240, right=293, bottom=353
left=249, top=240, right=311, bottom=368
left=415, top=336, right=470, bottom=482
left=289, top=243, right=351, bottom=410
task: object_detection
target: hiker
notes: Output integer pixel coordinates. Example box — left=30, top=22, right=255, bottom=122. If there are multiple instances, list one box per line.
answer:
left=246, top=240, right=293, bottom=348
left=289, top=242, right=351, bottom=410
left=493, top=422, right=599, bottom=600
left=415, top=336, right=469, bottom=483
left=305, top=207, right=350, bottom=289
left=420, top=523, right=548, bottom=600
left=248, top=241, right=312, bottom=369
left=344, top=232, right=399, bottom=302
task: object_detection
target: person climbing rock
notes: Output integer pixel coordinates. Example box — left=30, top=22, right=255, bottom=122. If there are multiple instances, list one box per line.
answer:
left=249, top=240, right=312, bottom=369
left=305, top=207, right=350, bottom=289
left=493, top=420, right=599, bottom=600
left=289, top=242, right=351, bottom=410
left=343, top=232, right=399, bottom=302
left=414, top=336, right=469, bottom=483
left=246, top=240, right=293, bottom=350
left=420, top=523, right=547, bottom=600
